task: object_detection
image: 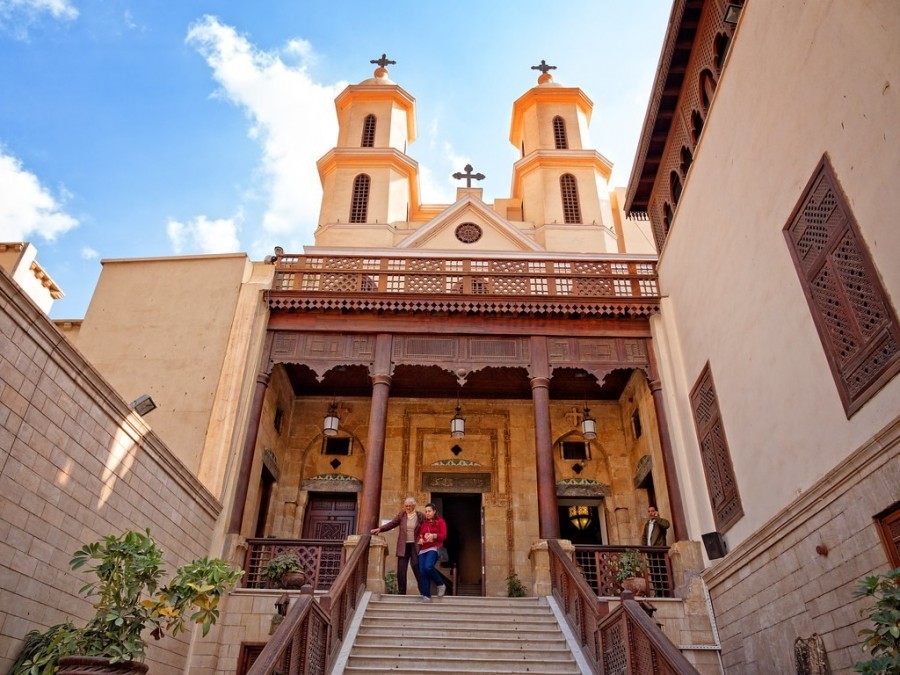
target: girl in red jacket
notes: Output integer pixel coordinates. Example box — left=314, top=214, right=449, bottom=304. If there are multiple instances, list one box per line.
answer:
left=416, top=503, right=447, bottom=601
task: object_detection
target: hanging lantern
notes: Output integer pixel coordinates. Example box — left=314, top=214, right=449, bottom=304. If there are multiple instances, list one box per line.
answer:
left=581, top=405, right=597, bottom=440
left=568, top=505, right=593, bottom=530
left=450, top=405, right=465, bottom=439
left=323, top=403, right=340, bottom=437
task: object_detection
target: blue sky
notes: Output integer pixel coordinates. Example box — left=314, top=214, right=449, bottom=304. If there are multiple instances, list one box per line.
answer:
left=0, top=0, right=671, bottom=318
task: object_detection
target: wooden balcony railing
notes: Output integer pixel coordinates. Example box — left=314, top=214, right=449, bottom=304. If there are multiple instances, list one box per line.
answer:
left=271, top=254, right=659, bottom=300
left=244, top=538, right=345, bottom=590
left=575, top=545, right=673, bottom=598
left=247, top=534, right=371, bottom=675
left=549, top=540, right=697, bottom=675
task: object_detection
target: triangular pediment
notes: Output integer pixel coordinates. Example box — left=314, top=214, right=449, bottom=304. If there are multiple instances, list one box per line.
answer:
left=397, top=195, right=543, bottom=251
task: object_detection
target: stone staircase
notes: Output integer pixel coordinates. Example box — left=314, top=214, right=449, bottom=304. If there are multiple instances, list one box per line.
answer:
left=334, top=595, right=586, bottom=674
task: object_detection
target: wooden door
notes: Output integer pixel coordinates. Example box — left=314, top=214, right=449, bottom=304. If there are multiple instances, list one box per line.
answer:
left=302, top=494, right=357, bottom=540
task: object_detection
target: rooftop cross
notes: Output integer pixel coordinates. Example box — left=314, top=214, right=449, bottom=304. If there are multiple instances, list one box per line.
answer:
left=370, top=53, right=396, bottom=69
left=531, top=60, right=557, bottom=75
left=452, top=164, right=485, bottom=188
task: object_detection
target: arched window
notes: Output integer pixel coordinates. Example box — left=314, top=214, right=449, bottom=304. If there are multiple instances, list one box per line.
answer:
left=691, top=109, right=705, bottom=144
left=553, top=116, right=568, bottom=150
left=680, top=146, right=693, bottom=177
left=699, top=69, right=717, bottom=114
left=663, top=202, right=674, bottom=235
left=349, top=174, right=370, bottom=223
left=361, top=115, right=376, bottom=147
left=560, top=174, right=582, bottom=224
left=670, top=171, right=683, bottom=206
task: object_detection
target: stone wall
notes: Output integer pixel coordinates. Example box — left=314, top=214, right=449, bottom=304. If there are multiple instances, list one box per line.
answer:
left=0, top=268, right=221, bottom=673
left=703, top=417, right=900, bottom=673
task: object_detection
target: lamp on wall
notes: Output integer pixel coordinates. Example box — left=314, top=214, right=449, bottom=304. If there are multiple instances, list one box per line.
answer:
left=323, top=401, right=340, bottom=437
left=130, top=394, right=157, bottom=416
left=723, top=2, right=743, bottom=25
left=450, top=404, right=465, bottom=439
left=581, top=405, right=597, bottom=440
left=568, top=505, right=592, bottom=530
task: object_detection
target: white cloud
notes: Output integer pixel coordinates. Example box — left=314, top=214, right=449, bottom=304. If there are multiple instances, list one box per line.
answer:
left=186, top=16, right=344, bottom=253
left=0, top=0, right=78, bottom=36
left=167, top=214, right=240, bottom=255
left=80, top=246, right=98, bottom=260
left=418, top=130, right=470, bottom=204
left=0, top=151, right=79, bottom=241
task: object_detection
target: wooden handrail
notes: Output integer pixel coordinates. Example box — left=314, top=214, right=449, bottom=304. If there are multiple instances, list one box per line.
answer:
left=247, top=534, right=372, bottom=675
left=597, top=591, right=700, bottom=674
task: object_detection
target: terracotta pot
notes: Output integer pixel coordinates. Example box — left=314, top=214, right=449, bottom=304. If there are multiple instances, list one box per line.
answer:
left=281, top=570, right=307, bottom=589
left=621, top=576, right=649, bottom=596
left=57, top=656, right=149, bottom=675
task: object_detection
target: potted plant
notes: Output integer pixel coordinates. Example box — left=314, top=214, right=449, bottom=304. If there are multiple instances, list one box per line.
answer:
left=613, top=549, right=648, bottom=596
left=263, top=551, right=307, bottom=589
left=11, top=529, right=242, bottom=675
left=854, top=567, right=900, bottom=674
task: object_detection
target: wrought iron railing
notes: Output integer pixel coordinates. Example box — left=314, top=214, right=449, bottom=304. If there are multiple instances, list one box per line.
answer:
left=247, top=534, right=371, bottom=675
left=575, top=545, right=673, bottom=598
left=599, top=592, right=700, bottom=674
left=271, top=254, right=659, bottom=299
left=549, top=540, right=697, bottom=675
left=244, top=538, right=345, bottom=590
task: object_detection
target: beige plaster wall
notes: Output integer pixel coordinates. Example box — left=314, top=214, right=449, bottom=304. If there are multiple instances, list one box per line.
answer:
left=654, top=0, right=900, bottom=546
left=71, top=254, right=258, bottom=484
left=0, top=267, right=221, bottom=674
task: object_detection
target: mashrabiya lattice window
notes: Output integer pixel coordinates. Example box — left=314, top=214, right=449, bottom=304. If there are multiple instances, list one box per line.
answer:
left=361, top=114, right=376, bottom=147
left=783, top=154, right=900, bottom=416
left=560, top=173, right=582, bottom=224
left=349, top=174, right=370, bottom=223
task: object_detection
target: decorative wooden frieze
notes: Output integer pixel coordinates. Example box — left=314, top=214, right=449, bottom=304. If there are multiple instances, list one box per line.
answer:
left=392, top=335, right=530, bottom=383
left=422, top=471, right=492, bottom=493
left=272, top=332, right=375, bottom=363
left=548, top=337, right=650, bottom=372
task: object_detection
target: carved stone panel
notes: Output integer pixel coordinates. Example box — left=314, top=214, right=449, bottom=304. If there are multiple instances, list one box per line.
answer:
left=422, top=472, right=492, bottom=493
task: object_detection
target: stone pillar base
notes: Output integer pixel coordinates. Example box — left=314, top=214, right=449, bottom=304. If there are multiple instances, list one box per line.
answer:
left=667, top=539, right=704, bottom=597
left=344, top=535, right=388, bottom=594
left=529, top=539, right=573, bottom=597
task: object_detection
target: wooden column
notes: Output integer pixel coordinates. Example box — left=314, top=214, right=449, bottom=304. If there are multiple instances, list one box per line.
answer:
left=358, top=333, right=393, bottom=531
left=530, top=336, right=560, bottom=539
left=227, top=333, right=274, bottom=535
left=648, top=343, right=688, bottom=542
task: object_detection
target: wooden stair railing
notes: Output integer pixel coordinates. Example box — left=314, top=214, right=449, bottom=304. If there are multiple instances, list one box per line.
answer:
left=247, top=534, right=371, bottom=675
left=548, top=539, right=698, bottom=675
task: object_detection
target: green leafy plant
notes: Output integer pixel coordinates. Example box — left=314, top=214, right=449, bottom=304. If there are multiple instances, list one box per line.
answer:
left=506, top=573, right=527, bottom=598
left=10, top=529, right=242, bottom=673
left=854, top=567, right=900, bottom=674
left=384, top=571, right=399, bottom=595
left=263, top=551, right=305, bottom=585
left=612, top=549, right=647, bottom=583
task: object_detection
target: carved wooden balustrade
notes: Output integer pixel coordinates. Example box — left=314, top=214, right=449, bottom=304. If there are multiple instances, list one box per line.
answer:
left=247, top=534, right=371, bottom=675
left=574, top=545, right=673, bottom=598
left=268, top=254, right=659, bottom=317
left=244, top=538, right=345, bottom=590
left=548, top=540, right=696, bottom=675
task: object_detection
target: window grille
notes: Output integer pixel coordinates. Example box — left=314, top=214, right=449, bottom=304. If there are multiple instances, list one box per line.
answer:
left=699, top=70, right=716, bottom=114
left=446, top=276, right=463, bottom=293
left=361, top=114, right=376, bottom=147
left=323, top=437, right=351, bottom=455
left=560, top=174, right=582, bottom=224
left=670, top=171, right=683, bottom=206
left=691, top=110, right=704, bottom=144
left=349, top=174, right=370, bottom=223
left=386, top=275, right=404, bottom=292
left=553, top=116, right=568, bottom=149
left=387, top=259, right=405, bottom=270
left=446, top=260, right=463, bottom=272
left=562, top=441, right=589, bottom=460
left=530, top=278, right=549, bottom=295
left=360, top=274, right=378, bottom=292
left=276, top=272, right=295, bottom=290
left=554, top=262, right=571, bottom=274
left=300, top=274, right=320, bottom=291
left=555, top=278, right=573, bottom=295
left=680, top=146, right=693, bottom=177
left=690, top=363, right=743, bottom=532
left=471, top=261, right=488, bottom=272
left=784, top=155, right=900, bottom=415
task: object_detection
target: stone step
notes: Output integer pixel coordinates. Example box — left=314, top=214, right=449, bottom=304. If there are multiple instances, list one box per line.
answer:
left=362, top=604, right=554, bottom=618
left=353, top=634, right=568, bottom=649
left=371, top=595, right=546, bottom=607
left=359, top=614, right=559, bottom=629
left=344, top=654, right=580, bottom=674
left=357, top=625, right=565, bottom=640
left=349, top=644, right=575, bottom=661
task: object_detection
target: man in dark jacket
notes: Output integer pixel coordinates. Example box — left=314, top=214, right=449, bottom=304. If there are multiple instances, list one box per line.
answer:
left=641, top=505, right=670, bottom=547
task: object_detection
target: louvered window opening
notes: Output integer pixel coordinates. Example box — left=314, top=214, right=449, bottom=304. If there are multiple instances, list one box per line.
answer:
left=560, top=174, right=582, bottom=224
left=783, top=155, right=900, bottom=416
left=690, top=364, right=743, bottom=532
left=553, top=116, right=568, bottom=149
left=361, top=114, right=376, bottom=147
left=349, top=174, right=370, bottom=223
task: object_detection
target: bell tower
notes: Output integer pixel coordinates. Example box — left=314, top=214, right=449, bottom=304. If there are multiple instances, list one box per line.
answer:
left=509, top=62, right=618, bottom=252
left=315, top=56, right=420, bottom=247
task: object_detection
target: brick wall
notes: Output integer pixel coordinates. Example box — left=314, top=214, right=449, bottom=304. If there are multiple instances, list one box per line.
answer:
left=0, top=269, right=222, bottom=673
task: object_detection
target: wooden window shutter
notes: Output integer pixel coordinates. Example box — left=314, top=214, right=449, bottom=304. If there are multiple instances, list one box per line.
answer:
left=690, top=363, right=743, bottom=532
left=875, top=502, right=900, bottom=568
left=783, top=154, right=900, bottom=416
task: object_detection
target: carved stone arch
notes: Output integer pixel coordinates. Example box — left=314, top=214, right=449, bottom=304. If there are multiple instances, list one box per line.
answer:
left=299, top=428, right=366, bottom=483
left=554, top=428, right=613, bottom=485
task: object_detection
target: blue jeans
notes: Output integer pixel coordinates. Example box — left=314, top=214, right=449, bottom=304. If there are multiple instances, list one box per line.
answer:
left=417, top=549, right=445, bottom=598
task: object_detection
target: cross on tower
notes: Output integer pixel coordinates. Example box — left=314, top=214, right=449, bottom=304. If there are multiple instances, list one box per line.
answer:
left=370, top=53, right=396, bottom=69
left=531, top=60, right=557, bottom=75
left=452, top=164, right=485, bottom=188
